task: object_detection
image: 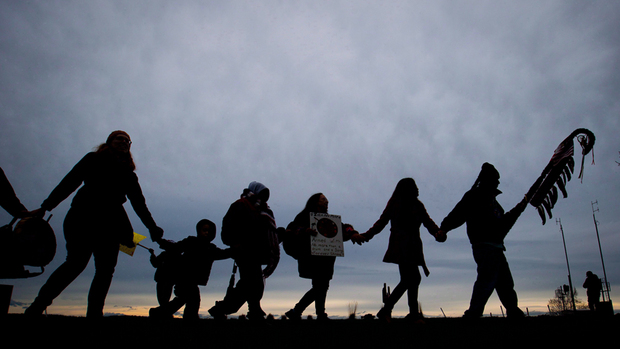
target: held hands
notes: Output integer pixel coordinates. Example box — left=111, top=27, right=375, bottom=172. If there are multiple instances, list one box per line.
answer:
left=360, top=232, right=372, bottom=242
left=149, top=226, right=164, bottom=242
left=350, top=233, right=366, bottom=245
left=29, top=208, right=47, bottom=219
left=305, top=226, right=368, bottom=245
left=435, top=230, right=447, bottom=243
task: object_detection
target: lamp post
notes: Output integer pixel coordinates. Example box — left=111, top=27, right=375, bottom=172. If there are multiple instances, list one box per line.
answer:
left=556, top=218, right=576, bottom=312
left=591, top=201, right=611, bottom=302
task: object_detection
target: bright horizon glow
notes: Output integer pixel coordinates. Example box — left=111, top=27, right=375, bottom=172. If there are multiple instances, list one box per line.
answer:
left=9, top=289, right=612, bottom=318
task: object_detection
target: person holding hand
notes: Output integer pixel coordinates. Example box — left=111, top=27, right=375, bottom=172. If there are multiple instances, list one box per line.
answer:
left=284, top=193, right=364, bottom=321
left=437, top=163, right=527, bottom=319
left=361, top=178, right=440, bottom=324
left=25, top=131, right=164, bottom=318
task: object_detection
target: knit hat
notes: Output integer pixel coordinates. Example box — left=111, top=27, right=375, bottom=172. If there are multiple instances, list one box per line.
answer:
left=471, top=162, right=500, bottom=189
left=479, top=163, right=500, bottom=181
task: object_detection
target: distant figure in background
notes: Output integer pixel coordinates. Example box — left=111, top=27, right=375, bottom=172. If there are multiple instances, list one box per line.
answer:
left=283, top=193, right=364, bottom=321
left=437, top=163, right=527, bottom=319
left=149, top=219, right=231, bottom=320
left=209, top=182, right=280, bottom=321
left=583, top=271, right=602, bottom=311
left=25, top=131, right=164, bottom=318
left=0, top=167, right=28, bottom=218
left=361, top=178, right=440, bottom=324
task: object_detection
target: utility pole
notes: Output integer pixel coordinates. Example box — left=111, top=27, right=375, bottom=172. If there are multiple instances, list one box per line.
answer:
left=556, top=218, right=576, bottom=311
left=591, top=201, right=611, bottom=302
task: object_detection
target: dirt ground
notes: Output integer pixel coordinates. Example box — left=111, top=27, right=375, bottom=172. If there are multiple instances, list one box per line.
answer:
left=2, top=313, right=617, bottom=348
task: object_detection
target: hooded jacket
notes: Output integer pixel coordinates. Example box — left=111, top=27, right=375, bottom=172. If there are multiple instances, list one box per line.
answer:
left=221, top=182, right=278, bottom=266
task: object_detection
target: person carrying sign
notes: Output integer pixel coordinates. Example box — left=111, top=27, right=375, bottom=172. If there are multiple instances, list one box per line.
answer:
left=284, top=193, right=364, bottom=321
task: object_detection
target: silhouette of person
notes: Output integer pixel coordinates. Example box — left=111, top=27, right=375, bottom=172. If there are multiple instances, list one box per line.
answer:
left=361, top=178, right=440, bottom=323
left=583, top=271, right=602, bottom=311
left=284, top=193, right=364, bottom=321
left=0, top=167, right=28, bottom=218
left=149, top=219, right=231, bottom=320
left=209, top=182, right=280, bottom=321
left=148, top=247, right=182, bottom=310
left=0, top=167, right=32, bottom=277
left=436, top=163, right=527, bottom=318
left=25, top=131, right=164, bottom=318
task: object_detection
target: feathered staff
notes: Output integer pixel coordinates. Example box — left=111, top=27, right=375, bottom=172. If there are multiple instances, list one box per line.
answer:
left=526, top=128, right=595, bottom=225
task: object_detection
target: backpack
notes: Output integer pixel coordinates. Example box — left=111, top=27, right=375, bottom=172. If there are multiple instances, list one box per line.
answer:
left=282, top=223, right=309, bottom=260
left=0, top=216, right=56, bottom=279
left=220, top=198, right=253, bottom=247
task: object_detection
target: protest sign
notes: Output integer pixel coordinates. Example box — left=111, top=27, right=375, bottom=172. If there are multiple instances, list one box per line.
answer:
left=310, top=213, right=344, bottom=257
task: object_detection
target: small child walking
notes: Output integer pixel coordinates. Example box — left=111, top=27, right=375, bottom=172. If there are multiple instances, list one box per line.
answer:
left=149, top=219, right=231, bottom=320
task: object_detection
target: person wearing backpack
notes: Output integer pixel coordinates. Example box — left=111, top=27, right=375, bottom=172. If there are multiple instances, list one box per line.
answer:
left=283, top=193, right=364, bottom=321
left=210, top=182, right=280, bottom=321
left=583, top=271, right=602, bottom=311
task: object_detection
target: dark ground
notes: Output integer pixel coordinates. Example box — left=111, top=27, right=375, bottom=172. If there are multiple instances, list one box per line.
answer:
left=2, top=313, right=618, bottom=347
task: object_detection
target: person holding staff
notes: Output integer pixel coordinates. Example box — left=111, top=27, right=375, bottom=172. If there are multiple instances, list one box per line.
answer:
left=25, top=131, right=164, bottom=318
left=437, top=163, right=527, bottom=318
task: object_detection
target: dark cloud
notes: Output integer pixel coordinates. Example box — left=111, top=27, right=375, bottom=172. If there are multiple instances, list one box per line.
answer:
left=2, top=0, right=619, bottom=317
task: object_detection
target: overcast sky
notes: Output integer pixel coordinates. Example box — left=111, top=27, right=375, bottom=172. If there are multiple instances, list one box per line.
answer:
left=1, top=0, right=619, bottom=318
